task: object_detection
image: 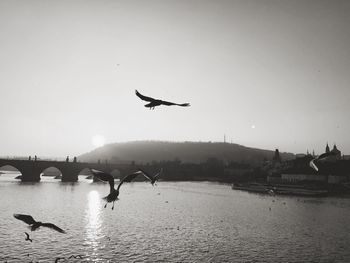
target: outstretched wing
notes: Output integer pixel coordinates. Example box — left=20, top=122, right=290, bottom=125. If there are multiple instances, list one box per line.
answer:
left=90, top=169, right=114, bottom=189
left=309, top=160, right=319, bottom=171
left=317, top=151, right=337, bottom=161
left=154, top=168, right=163, bottom=179
left=116, top=171, right=143, bottom=191
left=135, top=90, right=156, bottom=102
left=160, top=100, right=190, bottom=107
left=25, top=232, right=30, bottom=238
left=137, top=168, right=161, bottom=183
left=136, top=169, right=154, bottom=181
left=69, top=255, right=83, bottom=259
left=41, top=223, right=66, bottom=233
left=14, top=214, right=36, bottom=225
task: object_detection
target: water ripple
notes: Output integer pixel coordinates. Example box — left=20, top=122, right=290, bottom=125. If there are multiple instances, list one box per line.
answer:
left=0, top=180, right=350, bottom=262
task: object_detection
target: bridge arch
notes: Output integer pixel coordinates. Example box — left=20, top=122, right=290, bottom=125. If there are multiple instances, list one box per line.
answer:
left=78, top=168, right=92, bottom=176
left=40, top=166, right=62, bottom=180
left=0, top=165, right=23, bottom=180
left=78, top=168, right=93, bottom=181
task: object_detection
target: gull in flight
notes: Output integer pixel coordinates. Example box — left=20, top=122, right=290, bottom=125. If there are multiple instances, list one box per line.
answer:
left=134, top=168, right=163, bottom=186
left=68, top=255, right=83, bottom=259
left=90, top=168, right=163, bottom=209
left=13, top=214, right=66, bottom=233
left=90, top=169, right=143, bottom=210
left=309, top=151, right=338, bottom=171
left=24, top=232, right=33, bottom=242
left=135, top=90, right=190, bottom=109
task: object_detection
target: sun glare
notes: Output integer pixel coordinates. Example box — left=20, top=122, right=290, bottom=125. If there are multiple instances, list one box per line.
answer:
left=91, top=135, right=106, bottom=148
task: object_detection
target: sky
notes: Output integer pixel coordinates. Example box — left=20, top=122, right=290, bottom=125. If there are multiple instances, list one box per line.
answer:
left=0, top=0, right=349, bottom=157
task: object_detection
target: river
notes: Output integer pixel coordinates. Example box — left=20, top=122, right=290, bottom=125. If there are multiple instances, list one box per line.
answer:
left=0, top=174, right=349, bottom=262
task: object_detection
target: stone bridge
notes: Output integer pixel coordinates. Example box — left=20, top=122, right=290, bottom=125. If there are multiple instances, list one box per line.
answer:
left=0, top=158, right=142, bottom=182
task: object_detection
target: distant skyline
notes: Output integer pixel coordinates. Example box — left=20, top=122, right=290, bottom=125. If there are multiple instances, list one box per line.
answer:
left=0, top=0, right=349, bottom=157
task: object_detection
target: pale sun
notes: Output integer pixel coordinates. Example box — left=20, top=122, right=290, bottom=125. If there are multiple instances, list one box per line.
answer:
left=91, top=135, right=106, bottom=148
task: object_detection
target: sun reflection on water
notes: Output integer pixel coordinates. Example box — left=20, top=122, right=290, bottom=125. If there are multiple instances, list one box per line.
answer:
left=85, top=190, right=103, bottom=257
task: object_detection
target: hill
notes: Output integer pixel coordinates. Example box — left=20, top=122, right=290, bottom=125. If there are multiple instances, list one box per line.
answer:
left=78, top=141, right=294, bottom=166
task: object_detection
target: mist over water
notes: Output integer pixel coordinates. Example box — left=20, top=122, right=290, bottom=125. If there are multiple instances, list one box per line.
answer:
left=0, top=175, right=350, bottom=262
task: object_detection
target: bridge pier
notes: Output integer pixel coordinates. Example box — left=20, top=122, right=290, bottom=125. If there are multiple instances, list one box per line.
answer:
left=20, top=163, right=42, bottom=182
left=61, top=168, right=79, bottom=182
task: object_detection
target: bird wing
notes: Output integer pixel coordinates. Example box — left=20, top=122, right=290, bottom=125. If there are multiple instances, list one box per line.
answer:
left=317, top=151, right=336, bottom=160
left=25, top=232, right=30, bottom=238
left=136, top=169, right=154, bottom=181
left=135, top=90, right=156, bottom=102
left=13, top=214, right=36, bottom=225
left=154, top=168, right=163, bottom=179
left=160, top=100, right=190, bottom=107
left=41, top=223, right=66, bottom=233
left=137, top=168, right=163, bottom=181
left=309, top=160, right=319, bottom=171
left=159, top=100, right=177, bottom=106
left=90, top=169, right=114, bottom=189
left=117, top=171, right=142, bottom=191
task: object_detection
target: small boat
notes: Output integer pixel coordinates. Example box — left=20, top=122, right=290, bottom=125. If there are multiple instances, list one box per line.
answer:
left=273, top=187, right=328, bottom=197
left=232, top=183, right=269, bottom=193
left=232, top=183, right=328, bottom=197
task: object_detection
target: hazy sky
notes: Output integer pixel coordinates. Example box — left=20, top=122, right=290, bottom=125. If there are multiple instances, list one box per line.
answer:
left=0, top=0, right=349, bottom=157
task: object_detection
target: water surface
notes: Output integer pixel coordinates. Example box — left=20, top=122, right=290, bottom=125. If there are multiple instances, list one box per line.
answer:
left=0, top=174, right=350, bottom=262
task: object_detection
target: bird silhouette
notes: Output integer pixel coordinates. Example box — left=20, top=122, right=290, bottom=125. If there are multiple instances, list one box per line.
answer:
left=135, top=90, right=190, bottom=109
left=24, top=232, right=33, bottom=242
left=90, top=169, right=143, bottom=209
left=68, top=255, right=83, bottom=259
left=309, top=151, right=338, bottom=171
left=54, top=257, right=66, bottom=263
left=13, top=214, right=66, bottom=233
left=134, top=168, right=162, bottom=185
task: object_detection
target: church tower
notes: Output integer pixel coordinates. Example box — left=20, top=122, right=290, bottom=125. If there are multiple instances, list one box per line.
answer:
left=332, top=144, right=341, bottom=159
left=325, top=143, right=330, bottom=153
left=273, top=149, right=281, bottom=163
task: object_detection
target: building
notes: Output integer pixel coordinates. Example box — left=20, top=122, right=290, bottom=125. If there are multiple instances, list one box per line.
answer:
left=331, top=144, right=341, bottom=159
left=267, top=143, right=350, bottom=185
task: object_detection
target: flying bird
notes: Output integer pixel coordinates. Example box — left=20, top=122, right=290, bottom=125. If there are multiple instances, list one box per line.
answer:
left=24, top=232, right=33, bottom=242
left=90, top=169, right=143, bottom=210
left=309, top=151, right=338, bottom=171
left=68, top=255, right=83, bottom=259
left=135, top=90, right=190, bottom=109
left=134, top=168, right=163, bottom=186
left=13, top=214, right=66, bottom=233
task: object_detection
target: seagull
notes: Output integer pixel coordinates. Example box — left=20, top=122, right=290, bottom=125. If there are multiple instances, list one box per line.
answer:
left=309, top=151, right=338, bottom=171
left=90, top=169, right=143, bottom=210
left=13, top=214, right=66, bottom=233
left=68, top=255, right=83, bottom=259
left=134, top=168, right=163, bottom=185
left=135, top=90, right=190, bottom=109
left=24, top=232, right=33, bottom=242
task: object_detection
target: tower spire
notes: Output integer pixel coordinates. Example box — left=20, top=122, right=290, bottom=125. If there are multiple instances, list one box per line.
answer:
left=326, top=142, right=330, bottom=153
